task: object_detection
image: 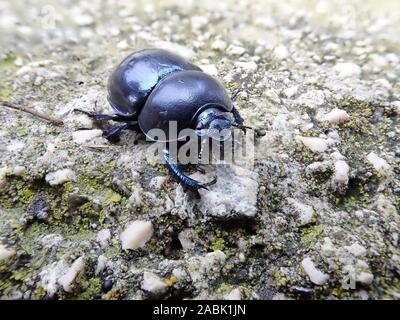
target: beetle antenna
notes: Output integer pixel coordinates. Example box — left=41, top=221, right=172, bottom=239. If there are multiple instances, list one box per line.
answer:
left=232, top=123, right=254, bottom=130
left=232, top=123, right=267, bottom=137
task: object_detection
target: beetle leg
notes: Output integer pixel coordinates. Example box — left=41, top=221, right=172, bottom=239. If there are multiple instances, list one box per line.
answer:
left=195, top=164, right=207, bottom=174
left=73, top=109, right=134, bottom=122
left=102, top=123, right=129, bottom=141
left=232, top=106, right=245, bottom=127
left=163, top=149, right=217, bottom=192
left=231, top=88, right=242, bottom=101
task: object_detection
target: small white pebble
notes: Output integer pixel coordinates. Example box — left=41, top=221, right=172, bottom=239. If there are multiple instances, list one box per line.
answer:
left=234, top=61, right=258, bottom=72
left=14, top=57, right=23, bottom=66
left=330, top=151, right=345, bottom=161
left=117, top=40, right=129, bottom=50
left=73, top=14, right=94, bottom=26
left=7, top=141, right=25, bottom=152
left=333, top=62, right=361, bottom=78
left=200, top=64, right=218, bottom=76
left=149, top=176, right=168, bottom=190
left=273, top=45, right=289, bottom=60
left=58, top=256, right=85, bottom=293
left=96, top=229, right=111, bottom=248
left=306, top=161, right=332, bottom=175
left=320, top=237, right=336, bottom=257
left=332, top=160, right=350, bottom=190
left=282, top=85, right=298, bottom=98
left=301, top=257, right=329, bottom=285
left=391, top=101, right=400, bottom=114
left=72, top=129, right=103, bottom=144
left=211, top=39, right=227, bottom=51
left=356, top=272, right=374, bottom=285
left=227, top=45, right=246, bottom=56
left=13, top=165, right=26, bottom=176
left=0, top=167, right=8, bottom=188
left=345, top=243, right=367, bottom=257
left=287, top=198, right=316, bottom=226
left=366, top=152, right=391, bottom=175
left=296, top=136, right=328, bottom=153
left=178, top=228, right=196, bottom=250
left=95, top=255, right=107, bottom=275
left=45, top=169, right=76, bottom=186
left=322, top=108, right=350, bottom=124
left=155, top=41, right=195, bottom=59
left=0, top=243, right=16, bottom=262
left=141, top=271, right=167, bottom=295
left=120, top=220, right=153, bottom=250
left=190, top=16, right=208, bottom=29
left=224, top=288, right=242, bottom=300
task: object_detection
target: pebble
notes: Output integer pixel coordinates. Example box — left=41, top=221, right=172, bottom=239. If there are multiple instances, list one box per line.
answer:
left=296, top=136, right=328, bottom=153
left=391, top=101, right=400, bottom=114
left=345, top=243, right=367, bottom=257
left=296, top=90, right=325, bottom=108
left=322, top=108, right=350, bottom=124
left=72, top=129, right=103, bottom=144
left=320, top=237, right=336, bottom=257
left=149, top=176, right=168, bottom=190
left=45, top=169, right=76, bottom=186
left=366, top=152, right=392, bottom=175
left=356, top=272, right=374, bottom=285
left=6, top=141, right=25, bottom=152
left=287, top=198, right=316, bottom=226
left=199, top=251, right=226, bottom=274
left=190, top=16, right=208, bottom=30
left=96, top=229, right=111, bottom=248
left=0, top=243, right=16, bottom=262
left=120, top=220, right=153, bottom=250
left=227, top=45, right=246, bottom=56
left=95, top=255, right=107, bottom=275
left=333, top=62, right=362, bottom=78
left=155, top=41, right=195, bottom=59
left=306, top=161, right=332, bottom=175
left=58, top=256, right=85, bottom=293
left=224, top=288, right=242, bottom=300
left=73, top=14, right=94, bottom=26
left=178, top=228, right=196, bottom=250
left=141, top=271, right=167, bottom=295
left=282, top=85, right=298, bottom=98
left=194, top=165, right=259, bottom=219
left=199, top=64, right=218, bottom=76
left=0, top=167, right=8, bottom=188
left=12, top=165, right=26, bottom=176
left=301, top=257, right=329, bottom=285
left=234, top=61, right=258, bottom=72
left=273, top=45, right=290, bottom=60
left=211, top=39, right=227, bottom=51
left=332, top=160, right=350, bottom=191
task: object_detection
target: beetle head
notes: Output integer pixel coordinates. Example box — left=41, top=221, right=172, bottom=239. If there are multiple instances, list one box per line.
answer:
left=195, top=107, right=234, bottom=142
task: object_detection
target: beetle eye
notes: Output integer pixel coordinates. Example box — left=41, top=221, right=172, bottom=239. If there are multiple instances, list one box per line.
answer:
left=195, top=129, right=208, bottom=137
left=209, top=128, right=232, bottom=141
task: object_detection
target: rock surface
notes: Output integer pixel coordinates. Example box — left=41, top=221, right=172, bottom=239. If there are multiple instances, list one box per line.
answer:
left=0, top=0, right=399, bottom=300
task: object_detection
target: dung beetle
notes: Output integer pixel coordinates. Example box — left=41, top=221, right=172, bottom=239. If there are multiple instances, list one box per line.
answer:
left=74, top=49, right=257, bottom=194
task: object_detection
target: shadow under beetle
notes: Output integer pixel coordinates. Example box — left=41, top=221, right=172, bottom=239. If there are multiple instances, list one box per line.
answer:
left=74, top=49, right=260, bottom=196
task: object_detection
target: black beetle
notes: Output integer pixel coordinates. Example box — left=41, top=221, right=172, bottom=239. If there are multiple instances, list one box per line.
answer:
left=74, top=49, right=256, bottom=194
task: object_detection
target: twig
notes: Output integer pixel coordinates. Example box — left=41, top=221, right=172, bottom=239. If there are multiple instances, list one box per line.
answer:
left=0, top=101, right=64, bottom=126
left=81, top=143, right=112, bottom=150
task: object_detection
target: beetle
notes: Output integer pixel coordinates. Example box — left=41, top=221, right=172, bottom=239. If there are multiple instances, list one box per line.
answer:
left=74, top=48, right=256, bottom=195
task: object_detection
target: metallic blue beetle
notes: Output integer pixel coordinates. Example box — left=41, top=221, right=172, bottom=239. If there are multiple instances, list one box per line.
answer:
left=75, top=49, right=252, bottom=194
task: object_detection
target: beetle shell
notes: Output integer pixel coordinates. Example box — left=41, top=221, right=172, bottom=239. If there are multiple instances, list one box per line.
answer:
left=107, top=49, right=201, bottom=117
left=138, top=70, right=233, bottom=141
